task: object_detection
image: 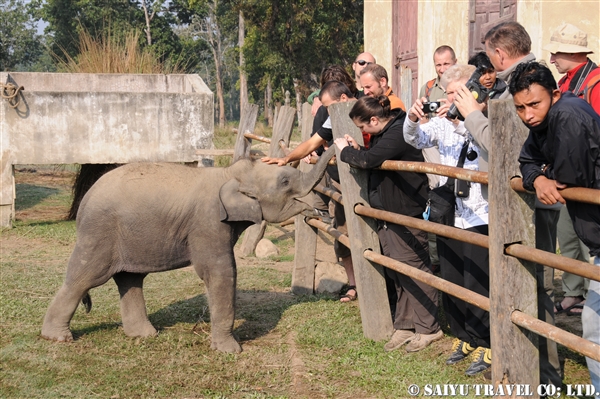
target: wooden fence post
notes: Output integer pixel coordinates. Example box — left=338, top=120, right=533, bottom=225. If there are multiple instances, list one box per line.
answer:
left=489, top=99, right=539, bottom=389
left=269, top=105, right=296, bottom=158
left=292, top=103, right=318, bottom=294
left=329, top=102, right=393, bottom=341
left=233, top=104, right=259, bottom=163
left=239, top=105, right=297, bottom=257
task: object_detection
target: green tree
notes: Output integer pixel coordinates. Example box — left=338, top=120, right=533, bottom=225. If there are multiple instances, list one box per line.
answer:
left=34, top=0, right=186, bottom=68
left=240, top=0, right=363, bottom=123
left=172, top=0, right=240, bottom=127
left=0, top=0, right=44, bottom=70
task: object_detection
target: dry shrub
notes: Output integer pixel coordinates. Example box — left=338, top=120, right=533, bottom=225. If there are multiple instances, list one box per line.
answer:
left=56, top=28, right=183, bottom=74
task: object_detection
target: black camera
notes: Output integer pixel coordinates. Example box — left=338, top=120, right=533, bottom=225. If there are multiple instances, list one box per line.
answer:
left=422, top=101, right=441, bottom=114
left=447, top=67, right=489, bottom=121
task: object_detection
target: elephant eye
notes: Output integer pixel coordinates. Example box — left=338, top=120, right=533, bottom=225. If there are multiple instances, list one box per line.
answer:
left=281, top=177, right=290, bottom=187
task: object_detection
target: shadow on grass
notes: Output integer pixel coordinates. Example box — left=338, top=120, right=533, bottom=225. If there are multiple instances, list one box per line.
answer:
left=72, top=322, right=121, bottom=338
left=15, top=184, right=60, bottom=210
left=70, top=290, right=336, bottom=344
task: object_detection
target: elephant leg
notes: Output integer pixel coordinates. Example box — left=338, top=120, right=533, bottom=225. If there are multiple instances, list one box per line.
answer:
left=194, top=251, right=241, bottom=353
left=42, top=245, right=114, bottom=341
left=41, top=283, right=89, bottom=341
left=113, top=272, right=157, bottom=338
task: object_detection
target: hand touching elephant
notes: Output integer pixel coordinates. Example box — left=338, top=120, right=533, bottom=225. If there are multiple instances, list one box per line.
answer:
left=41, top=147, right=336, bottom=353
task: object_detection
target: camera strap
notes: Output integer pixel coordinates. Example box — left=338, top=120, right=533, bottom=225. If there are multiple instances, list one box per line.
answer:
left=444, top=140, right=470, bottom=190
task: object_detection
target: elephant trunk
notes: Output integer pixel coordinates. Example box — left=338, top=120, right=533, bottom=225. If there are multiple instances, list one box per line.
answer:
left=297, top=146, right=336, bottom=197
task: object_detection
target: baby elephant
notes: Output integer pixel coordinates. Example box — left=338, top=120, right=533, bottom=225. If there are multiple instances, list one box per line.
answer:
left=41, top=148, right=335, bottom=353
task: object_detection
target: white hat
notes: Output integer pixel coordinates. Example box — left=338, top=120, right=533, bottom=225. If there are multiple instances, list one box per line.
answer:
left=543, top=23, right=593, bottom=54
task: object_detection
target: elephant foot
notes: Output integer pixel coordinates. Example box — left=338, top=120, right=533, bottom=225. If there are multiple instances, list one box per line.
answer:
left=40, top=325, right=74, bottom=342
left=211, top=335, right=242, bottom=353
left=122, top=321, right=157, bottom=338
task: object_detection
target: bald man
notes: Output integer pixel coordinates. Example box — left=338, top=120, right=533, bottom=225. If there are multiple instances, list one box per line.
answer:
left=353, top=52, right=376, bottom=91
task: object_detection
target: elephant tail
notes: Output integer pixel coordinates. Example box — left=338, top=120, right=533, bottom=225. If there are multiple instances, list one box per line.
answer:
left=81, top=293, right=92, bottom=313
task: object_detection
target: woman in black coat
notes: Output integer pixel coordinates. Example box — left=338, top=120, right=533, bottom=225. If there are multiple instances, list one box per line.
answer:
left=334, top=95, right=443, bottom=353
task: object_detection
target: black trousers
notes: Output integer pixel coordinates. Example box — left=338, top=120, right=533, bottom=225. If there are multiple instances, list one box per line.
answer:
left=379, top=222, right=440, bottom=334
left=438, top=224, right=490, bottom=348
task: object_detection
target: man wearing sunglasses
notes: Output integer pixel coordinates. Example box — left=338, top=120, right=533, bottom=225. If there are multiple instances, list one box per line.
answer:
left=352, top=52, right=376, bottom=91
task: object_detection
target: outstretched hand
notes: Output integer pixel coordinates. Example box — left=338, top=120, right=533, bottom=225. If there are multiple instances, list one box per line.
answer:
left=533, top=175, right=566, bottom=205
left=261, top=156, right=287, bottom=166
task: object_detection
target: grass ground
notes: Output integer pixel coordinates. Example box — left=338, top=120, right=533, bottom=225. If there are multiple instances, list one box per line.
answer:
left=0, top=164, right=593, bottom=398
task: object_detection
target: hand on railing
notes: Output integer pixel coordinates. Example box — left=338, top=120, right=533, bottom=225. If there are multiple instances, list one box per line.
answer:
left=533, top=175, right=566, bottom=205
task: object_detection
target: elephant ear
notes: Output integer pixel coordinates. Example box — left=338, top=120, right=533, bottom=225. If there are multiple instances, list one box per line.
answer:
left=219, top=178, right=263, bottom=224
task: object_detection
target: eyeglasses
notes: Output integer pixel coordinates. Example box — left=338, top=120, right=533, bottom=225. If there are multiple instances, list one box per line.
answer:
left=354, top=60, right=372, bottom=66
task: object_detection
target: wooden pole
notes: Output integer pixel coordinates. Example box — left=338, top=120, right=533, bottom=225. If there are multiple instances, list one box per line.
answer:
left=292, top=103, right=318, bottom=294
left=329, top=102, right=393, bottom=341
left=268, top=105, right=296, bottom=158
left=240, top=105, right=297, bottom=257
left=489, top=99, right=539, bottom=390
left=232, top=104, right=259, bottom=163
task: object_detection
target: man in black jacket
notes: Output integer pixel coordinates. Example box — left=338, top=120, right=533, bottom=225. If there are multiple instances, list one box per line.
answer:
left=513, top=61, right=600, bottom=392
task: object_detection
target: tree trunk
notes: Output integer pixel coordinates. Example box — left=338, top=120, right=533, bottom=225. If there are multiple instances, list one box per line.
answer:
left=214, top=58, right=226, bottom=128
left=141, top=0, right=154, bottom=45
left=206, top=0, right=226, bottom=128
left=293, top=78, right=302, bottom=131
left=266, top=77, right=273, bottom=127
left=239, top=11, right=248, bottom=120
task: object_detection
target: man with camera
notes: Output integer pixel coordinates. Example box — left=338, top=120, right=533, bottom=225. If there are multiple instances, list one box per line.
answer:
left=404, top=64, right=492, bottom=377
left=450, top=21, right=562, bottom=387
left=512, top=61, right=600, bottom=392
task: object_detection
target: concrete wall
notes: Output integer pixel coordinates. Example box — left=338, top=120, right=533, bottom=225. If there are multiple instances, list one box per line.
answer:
left=364, top=0, right=393, bottom=81
left=0, top=72, right=214, bottom=226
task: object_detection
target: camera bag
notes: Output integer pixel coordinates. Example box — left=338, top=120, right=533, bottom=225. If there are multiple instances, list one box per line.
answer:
left=425, top=141, right=470, bottom=226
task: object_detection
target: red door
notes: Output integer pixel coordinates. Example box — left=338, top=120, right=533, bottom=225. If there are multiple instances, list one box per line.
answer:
left=392, top=0, right=419, bottom=105
left=469, top=0, right=517, bottom=57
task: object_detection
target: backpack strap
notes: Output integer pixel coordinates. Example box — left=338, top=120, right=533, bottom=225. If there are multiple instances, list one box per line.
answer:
left=425, top=79, right=436, bottom=98
left=584, top=74, right=600, bottom=105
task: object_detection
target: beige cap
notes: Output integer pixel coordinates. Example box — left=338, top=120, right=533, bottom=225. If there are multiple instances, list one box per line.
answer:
left=544, top=23, right=593, bottom=54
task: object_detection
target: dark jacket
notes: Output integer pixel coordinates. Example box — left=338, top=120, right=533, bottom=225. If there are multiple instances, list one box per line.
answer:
left=339, top=110, right=429, bottom=218
left=519, top=91, right=600, bottom=255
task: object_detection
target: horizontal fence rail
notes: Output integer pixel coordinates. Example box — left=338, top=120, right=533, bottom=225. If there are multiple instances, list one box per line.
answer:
left=243, top=132, right=272, bottom=143
left=304, top=214, right=600, bottom=362
left=510, top=177, right=600, bottom=205
left=314, top=186, right=599, bottom=282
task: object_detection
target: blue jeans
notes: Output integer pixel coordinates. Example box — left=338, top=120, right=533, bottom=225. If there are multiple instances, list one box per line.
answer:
left=583, top=256, right=600, bottom=391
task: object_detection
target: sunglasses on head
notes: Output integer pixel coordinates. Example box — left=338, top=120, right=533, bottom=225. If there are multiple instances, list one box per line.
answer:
left=355, top=60, right=372, bottom=66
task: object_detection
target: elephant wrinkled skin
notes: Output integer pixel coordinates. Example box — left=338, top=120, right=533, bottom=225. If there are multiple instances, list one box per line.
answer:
left=41, top=148, right=335, bottom=353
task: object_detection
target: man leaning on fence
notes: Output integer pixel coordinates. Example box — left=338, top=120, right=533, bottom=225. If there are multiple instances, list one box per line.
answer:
left=544, top=23, right=599, bottom=317
left=512, top=61, right=600, bottom=392
left=451, top=21, right=562, bottom=387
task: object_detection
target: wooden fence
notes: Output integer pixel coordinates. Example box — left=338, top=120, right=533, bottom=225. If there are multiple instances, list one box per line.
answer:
left=211, top=100, right=600, bottom=395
